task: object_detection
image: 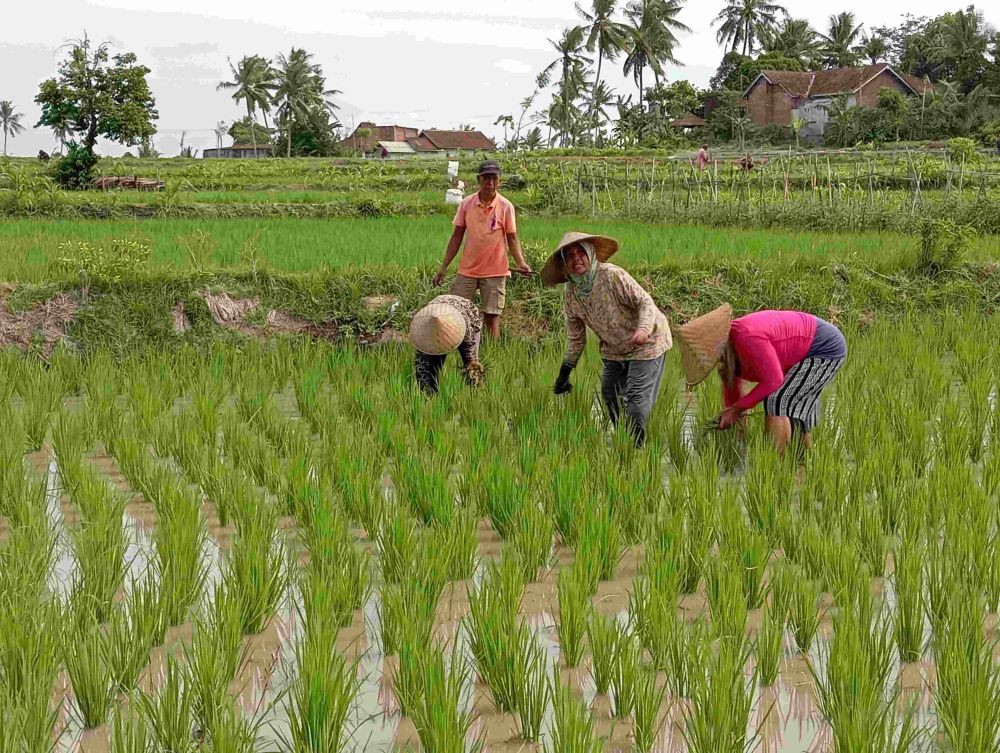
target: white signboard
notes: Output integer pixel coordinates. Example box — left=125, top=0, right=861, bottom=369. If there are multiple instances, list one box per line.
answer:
left=447, top=161, right=459, bottom=180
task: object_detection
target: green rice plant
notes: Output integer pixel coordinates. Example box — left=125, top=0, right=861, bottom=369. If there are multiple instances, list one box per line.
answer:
left=853, top=502, right=888, bottom=579
left=509, top=501, right=554, bottom=582
left=184, top=613, right=246, bottom=734
left=932, top=588, right=1000, bottom=753
left=52, top=408, right=89, bottom=478
left=202, top=703, right=267, bottom=753
left=632, top=662, right=667, bottom=753
left=892, top=529, right=926, bottom=664
left=63, top=619, right=115, bottom=729
left=810, top=596, right=920, bottom=753
left=378, top=543, right=447, bottom=656
left=546, top=665, right=603, bottom=753
left=720, top=516, right=769, bottom=611
left=556, top=564, right=590, bottom=667
left=779, top=562, right=823, bottom=654
left=754, top=604, right=785, bottom=686
left=377, top=505, right=416, bottom=586
left=436, top=504, right=479, bottom=582
left=395, top=453, right=454, bottom=527
left=19, top=369, right=61, bottom=450
left=681, top=637, right=756, bottom=753
left=109, top=705, right=149, bottom=753
left=609, top=625, right=639, bottom=718
left=479, top=460, right=525, bottom=539
left=137, top=655, right=197, bottom=753
left=576, top=498, right=624, bottom=585
left=223, top=508, right=287, bottom=635
left=407, top=641, right=483, bottom=753
left=154, top=499, right=209, bottom=626
left=741, top=438, right=793, bottom=545
left=549, top=457, right=587, bottom=547
left=641, top=516, right=683, bottom=597
left=514, top=627, right=550, bottom=742
left=705, top=557, right=748, bottom=640
left=283, top=627, right=360, bottom=753
left=587, top=612, right=617, bottom=696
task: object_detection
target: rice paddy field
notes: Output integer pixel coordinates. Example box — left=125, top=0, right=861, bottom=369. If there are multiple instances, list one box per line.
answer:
left=1, top=308, right=1000, bottom=753
left=3, top=148, right=1000, bottom=752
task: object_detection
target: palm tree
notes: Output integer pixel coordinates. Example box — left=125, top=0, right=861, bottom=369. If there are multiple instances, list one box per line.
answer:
left=541, top=27, right=592, bottom=146
left=821, top=12, right=864, bottom=68
left=713, top=0, right=787, bottom=56
left=217, top=55, right=277, bottom=157
left=577, top=0, right=631, bottom=140
left=928, top=8, right=990, bottom=92
left=853, top=32, right=889, bottom=66
left=273, top=48, right=340, bottom=158
left=622, top=0, right=690, bottom=109
left=51, top=123, right=70, bottom=155
left=763, top=18, right=819, bottom=66
left=590, top=81, right=617, bottom=142
left=523, top=127, right=544, bottom=151
left=0, top=101, right=25, bottom=156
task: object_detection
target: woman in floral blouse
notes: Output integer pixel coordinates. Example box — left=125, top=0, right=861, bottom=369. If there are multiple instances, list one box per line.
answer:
left=409, top=294, right=484, bottom=394
left=542, top=232, right=672, bottom=447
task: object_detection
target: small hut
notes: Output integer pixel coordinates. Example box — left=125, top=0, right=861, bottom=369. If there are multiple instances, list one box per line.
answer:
left=670, top=114, right=706, bottom=133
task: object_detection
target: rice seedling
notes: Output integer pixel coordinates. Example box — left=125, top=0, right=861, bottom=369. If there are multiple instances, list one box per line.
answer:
left=546, top=666, right=603, bottom=753
left=377, top=505, right=417, bottom=586
left=283, top=626, right=361, bottom=753
left=587, top=612, right=617, bottom=696
left=576, top=498, right=624, bottom=586
left=779, top=563, right=823, bottom=654
left=509, top=500, right=554, bottom=582
left=109, top=705, right=150, bottom=753
left=184, top=608, right=247, bottom=734
left=395, top=453, right=454, bottom=527
left=514, top=627, right=550, bottom=742
left=404, top=642, right=483, bottom=753
left=705, top=558, right=749, bottom=641
left=223, top=508, right=287, bottom=635
left=19, top=369, right=62, bottom=450
left=137, top=655, right=197, bottom=753
left=632, top=662, right=667, bottom=753
left=892, top=528, right=925, bottom=664
left=557, top=564, right=590, bottom=667
left=682, top=637, right=756, bottom=753
left=549, top=457, right=587, bottom=547
left=810, top=595, right=920, bottom=753
left=609, top=625, right=639, bottom=718
left=479, top=460, right=525, bottom=539
left=106, top=580, right=160, bottom=693
left=932, top=587, right=1000, bottom=753
left=202, top=703, right=267, bottom=753
left=62, top=619, right=115, bottom=729
left=754, top=603, right=785, bottom=686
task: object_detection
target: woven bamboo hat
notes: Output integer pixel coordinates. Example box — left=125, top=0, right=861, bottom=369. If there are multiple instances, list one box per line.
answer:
left=541, top=232, right=619, bottom=286
left=409, top=302, right=467, bottom=355
left=671, top=304, right=733, bottom=387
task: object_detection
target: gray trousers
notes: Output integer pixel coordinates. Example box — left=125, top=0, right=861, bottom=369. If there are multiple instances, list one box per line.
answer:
left=601, top=354, right=665, bottom=447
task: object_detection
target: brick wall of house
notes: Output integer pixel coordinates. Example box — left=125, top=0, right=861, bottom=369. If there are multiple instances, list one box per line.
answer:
left=745, top=81, right=796, bottom=127
left=857, top=70, right=907, bottom=108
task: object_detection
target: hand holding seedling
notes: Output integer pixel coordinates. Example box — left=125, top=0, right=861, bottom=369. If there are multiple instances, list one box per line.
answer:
left=717, top=406, right=741, bottom=430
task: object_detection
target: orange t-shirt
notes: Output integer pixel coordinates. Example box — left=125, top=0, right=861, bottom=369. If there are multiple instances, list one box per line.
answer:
left=453, top=191, right=517, bottom=278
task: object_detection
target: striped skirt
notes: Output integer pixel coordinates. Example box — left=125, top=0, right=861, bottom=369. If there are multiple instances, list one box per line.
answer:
left=763, top=357, right=844, bottom=432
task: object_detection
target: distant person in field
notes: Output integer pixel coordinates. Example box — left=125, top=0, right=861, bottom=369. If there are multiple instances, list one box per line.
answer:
left=673, top=305, right=847, bottom=453
left=433, top=160, right=532, bottom=338
left=409, top=294, right=484, bottom=395
left=694, top=144, right=710, bottom=171
left=545, top=232, right=672, bottom=447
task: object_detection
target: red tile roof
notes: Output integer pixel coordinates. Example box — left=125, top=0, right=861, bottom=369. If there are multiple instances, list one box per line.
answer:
left=750, top=64, right=928, bottom=99
left=759, top=71, right=814, bottom=96
left=421, top=130, right=496, bottom=151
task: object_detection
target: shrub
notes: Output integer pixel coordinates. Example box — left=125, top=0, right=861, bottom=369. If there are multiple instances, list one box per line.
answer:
left=53, top=142, right=100, bottom=190
left=947, top=137, right=978, bottom=163
left=913, top=218, right=974, bottom=278
left=57, top=238, right=152, bottom=283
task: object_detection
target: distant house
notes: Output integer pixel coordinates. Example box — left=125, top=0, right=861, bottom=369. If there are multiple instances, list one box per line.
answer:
left=340, top=122, right=420, bottom=154
left=202, top=143, right=273, bottom=159
left=670, top=113, right=706, bottom=133
left=341, top=122, right=496, bottom=157
left=741, top=64, right=932, bottom=143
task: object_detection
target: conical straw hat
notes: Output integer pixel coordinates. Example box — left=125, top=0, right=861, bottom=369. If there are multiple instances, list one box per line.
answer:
left=541, top=231, right=619, bottom=286
left=409, top=302, right=467, bottom=355
left=671, top=304, right=732, bottom=387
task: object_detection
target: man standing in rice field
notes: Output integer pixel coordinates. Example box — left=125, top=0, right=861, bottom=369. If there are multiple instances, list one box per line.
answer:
left=544, top=232, right=672, bottom=448
left=432, top=160, right=532, bottom=339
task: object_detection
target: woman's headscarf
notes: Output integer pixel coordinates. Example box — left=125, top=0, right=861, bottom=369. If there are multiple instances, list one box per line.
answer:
left=564, top=240, right=598, bottom=301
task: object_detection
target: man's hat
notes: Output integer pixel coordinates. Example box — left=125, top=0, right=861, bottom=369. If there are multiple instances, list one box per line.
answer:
left=477, top=160, right=501, bottom=176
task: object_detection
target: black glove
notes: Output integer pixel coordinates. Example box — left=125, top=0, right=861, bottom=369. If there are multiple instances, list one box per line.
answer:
left=554, top=362, right=574, bottom=395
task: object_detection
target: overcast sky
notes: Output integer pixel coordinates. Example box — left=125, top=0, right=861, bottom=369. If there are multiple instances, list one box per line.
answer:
left=1, top=0, right=988, bottom=156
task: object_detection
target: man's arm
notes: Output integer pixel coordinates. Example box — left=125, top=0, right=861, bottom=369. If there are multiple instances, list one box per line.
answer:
left=505, top=232, right=532, bottom=275
left=433, top=226, right=465, bottom=286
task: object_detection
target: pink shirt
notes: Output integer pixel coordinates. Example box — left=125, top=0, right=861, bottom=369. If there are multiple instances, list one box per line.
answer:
left=453, top=191, right=517, bottom=279
left=722, top=311, right=817, bottom=413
